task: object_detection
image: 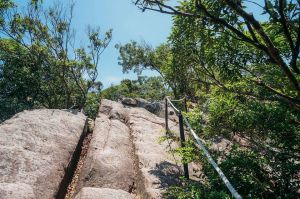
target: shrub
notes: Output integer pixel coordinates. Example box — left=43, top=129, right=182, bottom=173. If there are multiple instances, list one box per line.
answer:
left=83, top=92, right=101, bottom=119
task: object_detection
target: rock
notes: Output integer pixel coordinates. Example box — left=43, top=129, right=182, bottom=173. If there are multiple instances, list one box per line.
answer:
left=75, top=187, right=133, bottom=199
left=0, top=183, right=35, bottom=199
left=0, top=109, right=86, bottom=199
left=210, top=136, right=232, bottom=153
left=101, top=100, right=183, bottom=198
left=101, top=99, right=128, bottom=123
left=144, top=102, right=162, bottom=115
left=135, top=98, right=149, bottom=107
left=128, top=107, right=181, bottom=198
left=169, top=110, right=175, bottom=115
left=121, top=97, right=164, bottom=117
left=76, top=100, right=135, bottom=194
left=232, top=134, right=250, bottom=147
left=76, top=99, right=200, bottom=198
left=87, top=118, right=95, bottom=133
left=121, top=97, right=137, bottom=106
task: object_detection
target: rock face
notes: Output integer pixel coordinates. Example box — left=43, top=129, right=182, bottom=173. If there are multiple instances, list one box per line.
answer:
left=0, top=100, right=199, bottom=199
left=128, top=104, right=182, bottom=198
left=75, top=100, right=135, bottom=199
left=75, top=188, right=132, bottom=199
left=76, top=110, right=135, bottom=192
left=75, top=99, right=184, bottom=199
left=121, top=97, right=138, bottom=106
left=0, top=109, right=86, bottom=199
left=121, top=97, right=164, bottom=117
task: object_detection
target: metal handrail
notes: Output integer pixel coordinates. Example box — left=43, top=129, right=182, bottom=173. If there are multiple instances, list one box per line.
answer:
left=169, top=97, right=185, bottom=102
left=165, top=96, right=242, bottom=199
left=166, top=97, right=180, bottom=113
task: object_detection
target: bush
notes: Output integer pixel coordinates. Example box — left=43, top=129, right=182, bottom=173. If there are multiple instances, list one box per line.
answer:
left=183, top=106, right=203, bottom=134
left=165, top=178, right=230, bottom=199
left=205, top=89, right=300, bottom=198
left=162, top=88, right=300, bottom=198
left=83, top=92, right=101, bottom=119
left=101, top=76, right=171, bottom=101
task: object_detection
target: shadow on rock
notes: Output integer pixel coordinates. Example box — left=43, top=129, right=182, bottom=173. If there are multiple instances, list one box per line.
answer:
left=148, top=161, right=182, bottom=189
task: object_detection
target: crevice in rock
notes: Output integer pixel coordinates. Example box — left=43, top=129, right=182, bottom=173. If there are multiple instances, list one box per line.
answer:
left=125, top=118, right=150, bottom=199
left=55, top=118, right=94, bottom=199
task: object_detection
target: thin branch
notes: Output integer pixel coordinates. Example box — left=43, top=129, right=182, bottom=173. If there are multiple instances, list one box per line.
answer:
left=244, top=0, right=264, bottom=9
left=290, top=13, right=300, bottom=73
left=224, top=0, right=300, bottom=95
left=278, top=0, right=299, bottom=74
left=245, top=21, right=259, bottom=43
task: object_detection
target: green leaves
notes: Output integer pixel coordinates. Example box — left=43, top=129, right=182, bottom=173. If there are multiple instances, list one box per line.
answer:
left=0, top=1, right=111, bottom=120
left=0, top=0, right=14, bottom=10
left=127, top=0, right=300, bottom=197
left=175, top=140, right=197, bottom=164
left=30, top=0, right=43, bottom=9
left=83, top=92, right=101, bottom=119
left=101, top=76, right=170, bottom=101
left=183, top=107, right=203, bottom=134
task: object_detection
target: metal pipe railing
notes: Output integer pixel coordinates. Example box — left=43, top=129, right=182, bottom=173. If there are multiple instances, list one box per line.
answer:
left=165, top=96, right=242, bottom=199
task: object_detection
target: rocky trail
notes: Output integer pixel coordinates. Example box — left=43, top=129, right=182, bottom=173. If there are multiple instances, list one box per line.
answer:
left=0, top=99, right=200, bottom=199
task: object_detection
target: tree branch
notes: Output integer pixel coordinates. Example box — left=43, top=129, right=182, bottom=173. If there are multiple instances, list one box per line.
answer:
left=224, top=0, right=300, bottom=96
left=290, top=13, right=300, bottom=74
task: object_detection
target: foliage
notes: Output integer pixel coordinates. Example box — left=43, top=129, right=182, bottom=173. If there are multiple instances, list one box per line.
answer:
left=175, top=140, right=197, bottom=164
left=116, top=42, right=185, bottom=98
left=206, top=89, right=300, bottom=197
left=134, top=0, right=300, bottom=105
left=202, top=146, right=270, bottom=198
left=207, top=88, right=300, bottom=137
left=101, top=76, right=171, bottom=101
left=0, top=1, right=111, bottom=121
left=159, top=134, right=231, bottom=199
left=183, top=106, right=203, bottom=134
left=83, top=92, right=101, bottom=119
left=160, top=88, right=300, bottom=198
left=119, top=0, right=300, bottom=198
left=165, top=178, right=230, bottom=199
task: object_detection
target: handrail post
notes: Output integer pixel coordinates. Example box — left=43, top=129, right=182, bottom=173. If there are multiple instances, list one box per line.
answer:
left=184, top=97, right=188, bottom=112
left=165, top=98, right=169, bottom=134
left=179, top=111, right=189, bottom=179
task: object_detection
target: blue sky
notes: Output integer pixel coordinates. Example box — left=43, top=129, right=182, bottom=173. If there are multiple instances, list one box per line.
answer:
left=14, top=0, right=172, bottom=88
left=14, top=0, right=266, bottom=88
left=71, top=0, right=172, bottom=88
left=70, top=0, right=263, bottom=88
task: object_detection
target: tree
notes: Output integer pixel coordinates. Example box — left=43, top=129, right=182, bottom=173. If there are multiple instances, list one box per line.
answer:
left=117, top=41, right=189, bottom=98
left=101, top=76, right=171, bottom=101
left=0, top=0, right=112, bottom=121
left=117, top=0, right=300, bottom=197
left=133, top=0, right=300, bottom=108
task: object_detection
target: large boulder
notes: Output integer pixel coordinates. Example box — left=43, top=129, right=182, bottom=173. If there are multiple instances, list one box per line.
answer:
left=135, top=98, right=148, bottom=107
left=121, top=97, right=137, bottom=106
left=75, top=100, right=135, bottom=197
left=0, top=109, right=86, bottom=199
left=121, top=97, right=164, bottom=117
left=75, top=99, right=200, bottom=198
left=127, top=107, right=182, bottom=198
